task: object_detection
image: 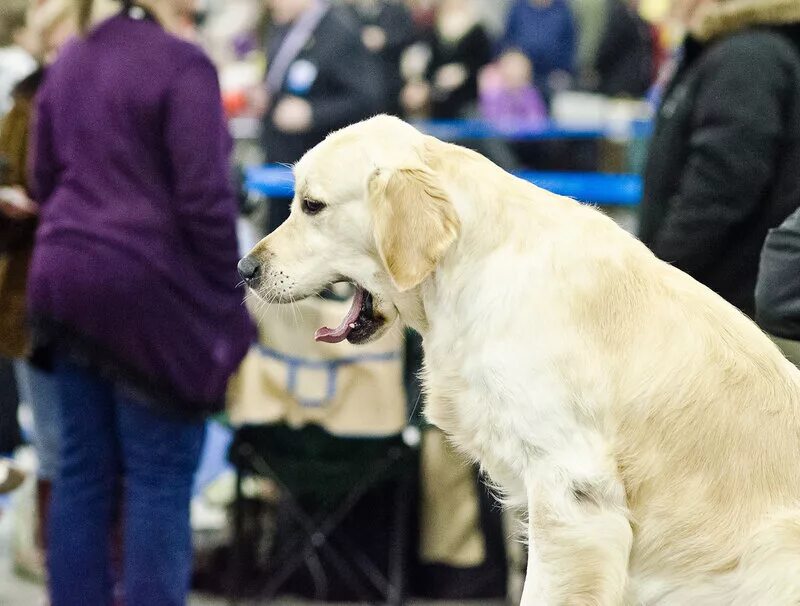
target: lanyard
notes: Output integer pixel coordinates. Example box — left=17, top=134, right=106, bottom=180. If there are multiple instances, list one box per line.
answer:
left=265, top=0, right=330, bottom=96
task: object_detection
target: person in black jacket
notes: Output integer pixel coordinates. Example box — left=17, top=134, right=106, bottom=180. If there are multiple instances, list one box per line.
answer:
left=756, top=206, right=800, bottom=366
left=261, top=0, right=382, bottom=231
left=592, top=0, right=654, bottom=97
left=400, top=0, right=491, bottom=119
left=639, top=0, right=800, bottom=317
left=345, top=0, right=416, bottom=115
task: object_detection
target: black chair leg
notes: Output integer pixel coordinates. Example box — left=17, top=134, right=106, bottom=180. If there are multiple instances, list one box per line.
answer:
left=229, top=464, right=244, bottom=605
left=387, top=467, right=410, bottom=605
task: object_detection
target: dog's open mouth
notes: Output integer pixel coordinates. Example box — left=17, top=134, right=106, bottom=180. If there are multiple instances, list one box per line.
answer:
left=314, top=285, right=385, bottom=344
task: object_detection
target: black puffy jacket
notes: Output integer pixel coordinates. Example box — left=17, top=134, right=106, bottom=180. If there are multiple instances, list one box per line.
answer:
left=639, top=24, right=800, bottom=317
left=756, top=207, right=800, bottom=343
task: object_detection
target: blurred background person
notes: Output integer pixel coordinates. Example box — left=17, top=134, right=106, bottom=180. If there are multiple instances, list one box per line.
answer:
left=260, top=0, right=381, bottom=233
left=0, top=0, right=33, bottom=517
left=404, top=0, right=435, bottom=31
left=0, top=0, right=36, bottom=115
left=568, top=0, right=608, bottom=89
left=757, top=206, right=800, bottom=367
left=498, top=0, right=576, bottom=100
left=400, top=0, right=491, bottom=119
left=28, top=0, right=254, bottom=604
left=0, top=0, right=91, bottom=585
left=344, top=0, right=416, bottom=115
left=568, top=0, right=656, bottom=97
left=592, top=0, right=655, bottom=97
left=639, top=0, right=800, bottom=317
left=479, top=49, right=547, bottom=125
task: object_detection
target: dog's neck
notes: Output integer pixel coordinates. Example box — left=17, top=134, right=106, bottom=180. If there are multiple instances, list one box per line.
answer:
left=393, top=287, right=430, bottom=336
left=399, top=139, right=557, bottom=340
left=424, top=138, right=537, bottom=253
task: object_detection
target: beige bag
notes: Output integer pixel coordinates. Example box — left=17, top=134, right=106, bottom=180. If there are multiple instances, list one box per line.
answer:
left=419, top=428, right=486, bottom=567
left=228, top=284, right=408, bottom=436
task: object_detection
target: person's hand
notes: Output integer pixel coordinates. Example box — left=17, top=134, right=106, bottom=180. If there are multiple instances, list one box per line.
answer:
left=362, top=26, right=387, bottom=52
left=272, top=96, right=313, bottom=134
left=0, top=187, right=38, bottom=220
left=434, top=63, right=468, bottom=92
left=400, top=81, right=431, bottom=113
left=249, top=86, right=270, bottom=117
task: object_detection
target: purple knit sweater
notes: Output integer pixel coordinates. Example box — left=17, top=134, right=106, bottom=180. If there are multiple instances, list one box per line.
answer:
left=28, top=14, right=254, bottom=414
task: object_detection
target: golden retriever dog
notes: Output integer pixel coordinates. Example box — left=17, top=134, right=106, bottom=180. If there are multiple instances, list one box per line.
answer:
left=239, top=115, right=800, bottom=605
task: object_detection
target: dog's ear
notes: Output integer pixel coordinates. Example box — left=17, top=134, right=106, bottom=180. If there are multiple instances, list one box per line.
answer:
left=368, top=166, right=461, bottom=292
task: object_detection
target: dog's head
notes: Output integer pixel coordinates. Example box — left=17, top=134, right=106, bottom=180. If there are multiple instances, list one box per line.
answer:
left=240, top=115, right=461, bottom=344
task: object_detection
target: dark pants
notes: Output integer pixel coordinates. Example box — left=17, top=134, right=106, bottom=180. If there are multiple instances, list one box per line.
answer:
left=0, top=357, right=22, bottom=455
left=48, top=358, right=205, bottom=606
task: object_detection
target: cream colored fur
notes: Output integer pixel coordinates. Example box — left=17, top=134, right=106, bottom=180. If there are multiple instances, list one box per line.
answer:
left=693, top=0, right=800, bottom=41
left=245, top=116, right=800, bottom=605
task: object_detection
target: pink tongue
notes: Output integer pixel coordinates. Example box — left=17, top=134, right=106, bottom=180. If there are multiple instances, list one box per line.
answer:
left=314, top=286, right=366, bottom=343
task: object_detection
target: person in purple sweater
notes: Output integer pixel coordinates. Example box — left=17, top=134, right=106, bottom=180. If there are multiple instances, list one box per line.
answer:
left=28, top=1, right=254, bottom=604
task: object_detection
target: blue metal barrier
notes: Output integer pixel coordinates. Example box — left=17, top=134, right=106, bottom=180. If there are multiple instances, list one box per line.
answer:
left=246, top=165, right=642, bottom=206
left=230, top=117, right=653, bottom=142
left=412, top=118, right=653, bottom=142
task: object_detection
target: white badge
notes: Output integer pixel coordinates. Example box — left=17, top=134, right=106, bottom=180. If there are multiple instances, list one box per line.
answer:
left=286, top=59, right=318, bottom=95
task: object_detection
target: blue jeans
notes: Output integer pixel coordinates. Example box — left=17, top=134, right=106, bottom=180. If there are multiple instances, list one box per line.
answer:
left=48, top=358, right=205, bottom=606
left=13, top=360, right=60, bottom=479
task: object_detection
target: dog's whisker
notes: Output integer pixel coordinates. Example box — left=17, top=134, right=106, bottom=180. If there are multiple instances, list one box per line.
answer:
left=407, top=390, right=423, bottom=424
left=288, top=299, right=300, bottom=330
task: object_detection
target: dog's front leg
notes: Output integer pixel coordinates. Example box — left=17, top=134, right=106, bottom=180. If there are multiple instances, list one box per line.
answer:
left=520, top=464, right=632, bottom=606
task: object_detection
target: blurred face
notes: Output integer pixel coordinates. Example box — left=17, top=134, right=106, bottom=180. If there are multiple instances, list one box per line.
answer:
left=136, top=0, right=196, bottom=19
left=498, top=51, right=533, bottom=90
left=175, top=0, right=197, bottom=11
left=438, top=0, right=472, bottom=17
left=42, top=16, right=74, bottom=60
left=670, top=0, right=717, bottom=29
left=266, top=0, right=313, bottom=24
left=22, top=2, right=78, bottom=63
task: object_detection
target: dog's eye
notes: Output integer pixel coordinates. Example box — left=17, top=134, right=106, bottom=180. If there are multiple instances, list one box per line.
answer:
left=301, top=198, right=326, bottom=215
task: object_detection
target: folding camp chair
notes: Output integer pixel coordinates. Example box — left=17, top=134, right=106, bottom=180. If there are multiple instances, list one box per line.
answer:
left=225, top=285, right=417, bottom=604
left=227, top=423, right=418, bottom=604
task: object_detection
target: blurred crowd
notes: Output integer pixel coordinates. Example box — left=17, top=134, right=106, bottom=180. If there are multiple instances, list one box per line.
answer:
left=213, top=0, right=662, bottom=130
left=203, top=0, right=665, bottom=230
left=0, top=0, right=799, bottom=605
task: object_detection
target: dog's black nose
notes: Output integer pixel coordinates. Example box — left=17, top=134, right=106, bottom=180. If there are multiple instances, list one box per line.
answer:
left=238, top=256, right=261, bottom=285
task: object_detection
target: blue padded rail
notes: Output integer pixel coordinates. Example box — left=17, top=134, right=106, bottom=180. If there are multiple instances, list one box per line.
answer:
left=246, top=165, right=642, bottom=206
left=412, top=118, right=653, bottom=142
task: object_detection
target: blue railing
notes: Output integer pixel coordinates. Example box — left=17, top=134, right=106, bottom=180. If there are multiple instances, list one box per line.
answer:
left=412, top=118, right=652, bottom=142
left=230, top=117, right=654, bottom=142
left=246, top=165, right=642, bottom=206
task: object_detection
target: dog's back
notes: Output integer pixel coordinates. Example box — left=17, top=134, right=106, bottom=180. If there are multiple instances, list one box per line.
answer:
left=523, top=192, right=800, bottom=604
left=426, top=138, right=800, bottom=603
left=614, top=255, right=800, bottom=604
